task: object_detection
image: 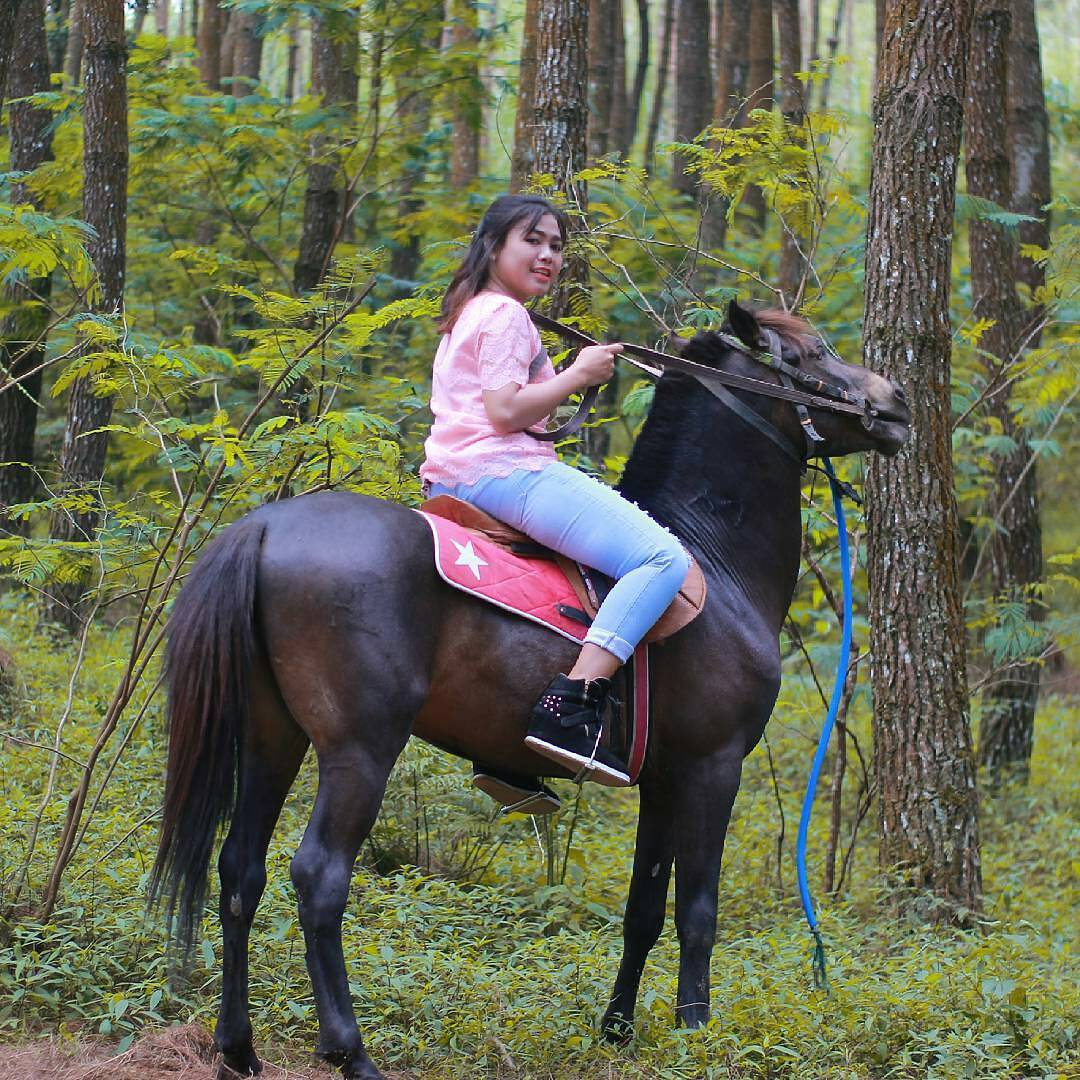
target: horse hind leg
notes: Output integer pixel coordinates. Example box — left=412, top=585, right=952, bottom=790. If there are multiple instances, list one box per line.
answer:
left=215, top=658, right=309, bottom=1079
left=290, top=744, right=404, bottom=1080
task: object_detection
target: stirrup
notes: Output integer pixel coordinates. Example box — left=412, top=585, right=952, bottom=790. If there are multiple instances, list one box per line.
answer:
left=472, top=770, right=561, bottom=816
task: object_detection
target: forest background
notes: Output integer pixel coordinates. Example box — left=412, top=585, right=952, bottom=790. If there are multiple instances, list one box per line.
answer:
left=0, top=0, right=1077, bottom=1075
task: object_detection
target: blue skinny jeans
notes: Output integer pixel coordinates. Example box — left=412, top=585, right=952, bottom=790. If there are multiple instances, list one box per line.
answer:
left=429, top=462, right=690, bottom=664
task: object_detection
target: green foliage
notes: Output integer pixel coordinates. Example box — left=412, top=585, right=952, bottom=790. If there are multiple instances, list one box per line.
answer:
left=1, top=600, right=1077, bottom=1076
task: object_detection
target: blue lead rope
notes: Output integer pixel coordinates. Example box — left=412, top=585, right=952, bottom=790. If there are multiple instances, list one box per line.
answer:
left=795, top=456, right=854, bottom=991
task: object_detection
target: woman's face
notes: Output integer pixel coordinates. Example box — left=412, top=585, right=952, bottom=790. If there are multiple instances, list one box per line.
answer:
left=486, top=212, right=565, bottom=302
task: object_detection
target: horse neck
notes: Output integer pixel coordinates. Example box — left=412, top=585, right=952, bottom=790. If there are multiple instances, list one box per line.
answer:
left=618, top=377, right=805, bottom=629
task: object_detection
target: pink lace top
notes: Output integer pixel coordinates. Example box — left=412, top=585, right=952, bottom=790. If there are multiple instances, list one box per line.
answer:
left=420, top=292, right=558, bottom=487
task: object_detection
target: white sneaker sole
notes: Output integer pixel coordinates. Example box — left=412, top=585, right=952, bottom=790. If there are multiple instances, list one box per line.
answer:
left=472, top=773, right=561, bottom=815
left=523, top=736, right=631, bottom=787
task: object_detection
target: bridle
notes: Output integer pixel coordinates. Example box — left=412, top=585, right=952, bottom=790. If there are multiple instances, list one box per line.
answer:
left=525, top=310, right=881, bottom=465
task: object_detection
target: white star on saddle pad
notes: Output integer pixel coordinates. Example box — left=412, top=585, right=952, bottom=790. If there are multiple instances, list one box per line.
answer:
left=450, top=537, right=487, bottom=581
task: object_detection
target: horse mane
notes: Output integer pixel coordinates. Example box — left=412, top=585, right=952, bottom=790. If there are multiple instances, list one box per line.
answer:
left=753, top=309, right=817, bottom=360
left=619, top=307, right=816, bottom=505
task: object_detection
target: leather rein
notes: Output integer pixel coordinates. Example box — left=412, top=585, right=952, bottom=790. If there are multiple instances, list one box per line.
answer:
left=525, top=310, right=880, bottom=464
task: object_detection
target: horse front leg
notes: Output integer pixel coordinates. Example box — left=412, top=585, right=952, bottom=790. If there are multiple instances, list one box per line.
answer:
left=601, top=782, right=675, bottom=1042
left=672, top=749, right=743, bottom=1029
left=290, top=750, right=396, bottom=1080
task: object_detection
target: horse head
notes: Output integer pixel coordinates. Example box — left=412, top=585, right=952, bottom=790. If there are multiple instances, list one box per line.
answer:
left=678, top=300, right=911, bottom=461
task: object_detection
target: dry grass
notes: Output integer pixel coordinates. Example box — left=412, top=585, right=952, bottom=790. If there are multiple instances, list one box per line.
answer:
left=0, top=1025, right=398, bottom=1080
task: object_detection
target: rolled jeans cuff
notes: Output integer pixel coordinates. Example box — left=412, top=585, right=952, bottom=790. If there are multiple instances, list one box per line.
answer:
left=583, top=627, right=635, bottom=664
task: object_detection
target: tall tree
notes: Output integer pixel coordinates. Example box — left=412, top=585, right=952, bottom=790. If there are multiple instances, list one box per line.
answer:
left=231, top=9, right=263, bottom=94
left=294, top=10, right=356, bottom=297
left=45, top=0, right=127, bottom=630
left=673, top=0, right=711, bottom=195
left=1008, top=0, right=1051, bottom=319
left=588, top=0, right=614, bottom=159
left=623, top=0, right=649, bottom=158
left=197, top=0, right=220, bottom=88
left=643, top=0, right=674, bottom=171
left=743, top=0, right=773, bottom=233
left=154, top=0, right=168, bottom=35
left=863, top=0, right=982, bottom=919
left=510, top=0, right=540, bottom=190
left=775, top=0, right=804, bottom=305
left=448, top=0, right=482, bottom=186
left=63, top=0, right=85, bottom=83
left=0, top=0, right=24, bottom=114
left=1, top=0, right=54, bottom=538
left=967, top=0, right=1044, bottom=782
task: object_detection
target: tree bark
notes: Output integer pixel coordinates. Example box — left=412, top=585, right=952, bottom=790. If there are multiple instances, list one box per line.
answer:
left=1008, top=0, right=1051, bottom=309
left=588, top=0, right=613, bottom=158
left=644, top=0, right=675, bottom=171
left=966, top=0, right=1043, bottom=784
left=673, top=0, right=711, bottom=195
left=294, top=10, right=355, bottom=296
left=0, top=0, right=25, bottom=114
left=154, top=0, right=168, bottom=35
left=775, top=0, right=804, bottom=305
left=63, top=0, right=85, bottom=83
left=609, top=0, right=629, bottom=155
left=743, top=0, right=773, bottom=233
left=219, top=8, right=234, bottom=86
left=45, top=0, right=127, bottom=631
left=197, top=0, right=219, bottom=87
left=510, top=0, right=541, bottom=190
left=1, top=0, right=54, bottom=538
left=449, top=0, right=482, bottom=186
left=624, top=0, right=649, bottom=157
left=863, top=0, right=982, bottom=920
left=231, top=9, right=263, bottom=94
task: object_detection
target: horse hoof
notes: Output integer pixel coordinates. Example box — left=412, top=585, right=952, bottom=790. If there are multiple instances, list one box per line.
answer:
left=216, top=1051, right=262, bottom=1078
left=600, top=1011, right=635, bottom=1045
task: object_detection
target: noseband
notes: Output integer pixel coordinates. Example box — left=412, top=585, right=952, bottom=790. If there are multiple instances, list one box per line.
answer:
left=526, top=311, right=880, bottom=465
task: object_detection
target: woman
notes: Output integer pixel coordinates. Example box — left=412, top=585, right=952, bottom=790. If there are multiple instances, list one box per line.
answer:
left=421, top=195, right=690, bottom=811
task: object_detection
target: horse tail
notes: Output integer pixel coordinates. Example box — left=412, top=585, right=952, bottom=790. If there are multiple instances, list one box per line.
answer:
left=149, top=515, right=266, bottom=954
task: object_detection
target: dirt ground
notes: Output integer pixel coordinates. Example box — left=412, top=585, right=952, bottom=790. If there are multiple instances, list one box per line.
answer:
left=0, top=1026, right=416, bottom=1080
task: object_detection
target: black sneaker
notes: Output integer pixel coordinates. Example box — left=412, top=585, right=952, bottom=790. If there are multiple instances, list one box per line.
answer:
left=524, top=674, right=630, bottom=787
left=471, top=765, right=561, bottom=815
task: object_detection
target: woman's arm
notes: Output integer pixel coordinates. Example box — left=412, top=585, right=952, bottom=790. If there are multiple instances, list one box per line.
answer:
left=482, top=343, right=623, bottom=434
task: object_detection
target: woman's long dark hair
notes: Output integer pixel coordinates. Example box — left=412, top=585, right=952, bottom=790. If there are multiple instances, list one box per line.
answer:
left=438, top=195, right=569, bottom=333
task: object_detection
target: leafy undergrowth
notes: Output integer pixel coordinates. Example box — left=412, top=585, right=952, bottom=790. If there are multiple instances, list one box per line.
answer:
left=1, top=600, right=1077, bottom=1078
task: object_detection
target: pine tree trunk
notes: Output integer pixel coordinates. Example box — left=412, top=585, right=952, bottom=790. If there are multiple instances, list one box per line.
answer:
left=197, top=0, right=219, bottom=87
left=1008, top=0, right=1051, bottom=311
left=294, top=11, right=354, bottom=296
left=510, top=0, right=540, bottom=190
left=673, top=0, right=711, bottom=195
left=1, top=0, right=54, bottom=538
left=132, top=0, right=148, bottom=36
left=46, top=0, right=127, bottom=632
left=449, top=0, right=482, bottom=186
left=588, top=0, right=613, bottom=159
left=0, top=0, right=25, bottom=114
left=49, top=0, right=69, bottom=72
left=624, top=0, right=649, bottom=157
left=744, top=0, right=773, bottom=234
left=863, top=0, right=982, bottom=920
left=609, top=0, right=628, bottom=155
left=63, top=0, right=85, bottom=83
left=232, top=9, right=262, bottom=94
left=219, top=9, right=234, bottom=86
left=967, top=0, right=1043, bottom=784
left=644, top=0, right=675, bottom=171
left=775, top=0, right=804, bottom=305
left=154, top=0, right=168, bottom=35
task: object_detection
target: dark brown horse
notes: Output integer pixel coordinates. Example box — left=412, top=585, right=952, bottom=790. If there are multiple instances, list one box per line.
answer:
left=150, top=302, right=910, bottom=1079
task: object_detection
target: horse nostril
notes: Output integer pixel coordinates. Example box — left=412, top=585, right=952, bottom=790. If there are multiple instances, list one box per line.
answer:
left=893, top=383, right=907, bottom=403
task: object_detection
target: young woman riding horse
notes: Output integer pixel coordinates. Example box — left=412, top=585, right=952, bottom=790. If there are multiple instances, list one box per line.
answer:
left=421, top=194, right=690, bottom=807
left=150, top=200, right=911, bottom=1079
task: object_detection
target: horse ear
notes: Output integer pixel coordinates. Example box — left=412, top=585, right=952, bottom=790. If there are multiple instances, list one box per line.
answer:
left=727, top=299, right=762, bottom=350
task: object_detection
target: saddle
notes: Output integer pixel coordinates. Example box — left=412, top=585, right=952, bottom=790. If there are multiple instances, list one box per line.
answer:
left=419, top=494, right=706, bottom=643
